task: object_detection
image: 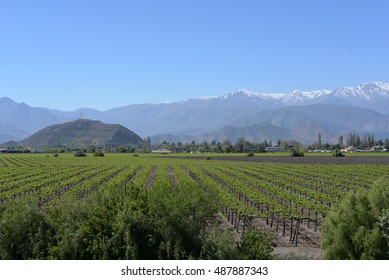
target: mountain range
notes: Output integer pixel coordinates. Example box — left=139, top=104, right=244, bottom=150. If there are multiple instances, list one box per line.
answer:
left=1, top=82, right=389, bottom=145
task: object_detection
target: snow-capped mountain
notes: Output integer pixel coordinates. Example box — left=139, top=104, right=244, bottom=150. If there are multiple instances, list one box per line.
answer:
left=358, top=82, right=389, bottom=96
left=280, top=89, right=332, bottom=104
left=203, top=82, right=389, bottom=112
left=313, top=82, right=389, bottom=112
left=219, top=89, right=283, bottom=101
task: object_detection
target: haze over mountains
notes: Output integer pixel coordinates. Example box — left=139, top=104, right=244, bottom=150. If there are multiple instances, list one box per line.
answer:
left=1, top=82, right=389, bottom=145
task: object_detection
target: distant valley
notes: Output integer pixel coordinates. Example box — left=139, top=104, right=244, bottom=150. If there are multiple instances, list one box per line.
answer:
left=1, top=82, right=389, bottom=145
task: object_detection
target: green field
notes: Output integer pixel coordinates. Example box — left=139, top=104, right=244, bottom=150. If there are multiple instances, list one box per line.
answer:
left=0, top=153, right=388, bottom=259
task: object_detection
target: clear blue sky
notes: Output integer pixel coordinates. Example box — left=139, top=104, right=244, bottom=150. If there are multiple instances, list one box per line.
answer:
left=1, top=0, right=388, bottom=111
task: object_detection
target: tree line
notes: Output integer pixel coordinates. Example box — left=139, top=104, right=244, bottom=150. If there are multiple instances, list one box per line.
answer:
left=3, top=132, right=389, bottom=154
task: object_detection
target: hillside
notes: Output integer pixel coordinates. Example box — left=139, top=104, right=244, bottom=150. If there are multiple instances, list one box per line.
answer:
left=0, top=124, right=29, bottom=143
left=19, top=119, right=143, bottom=148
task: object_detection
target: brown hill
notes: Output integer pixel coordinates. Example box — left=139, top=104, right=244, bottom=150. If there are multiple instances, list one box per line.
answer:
left=19, top=119, right=142, bottom=148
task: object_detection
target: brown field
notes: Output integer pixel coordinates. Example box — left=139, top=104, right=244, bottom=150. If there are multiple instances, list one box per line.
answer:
left=177, top=155, right=389, bottom=165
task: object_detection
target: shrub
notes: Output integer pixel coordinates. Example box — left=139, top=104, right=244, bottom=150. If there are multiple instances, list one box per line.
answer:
left=0, top=198, right=53, bottom=259
left=247, top=152, right=255, bottom=157
left=74, top=150, right=87, bottom=157
left=320, top=177, right=389, bottom=259
left=94, top=151, right=105, bottom=157
left=238, top=228, right=275, bottom=260
left=290, top=148, right=304, bottom=157
left=201, top=224, right=238, bottom=260
left=333, top=149, right=345, bottom=157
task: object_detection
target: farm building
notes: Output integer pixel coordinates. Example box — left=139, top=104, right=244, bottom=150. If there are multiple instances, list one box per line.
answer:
left=150, top=149, right=172, bottom=154
left=341, top=146, right=355, bottom=153
left=265, top=147, right=281, bottom=153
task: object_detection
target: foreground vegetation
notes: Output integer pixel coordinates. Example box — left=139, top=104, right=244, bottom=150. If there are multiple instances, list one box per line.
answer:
left=0, top=180, right=276, bottom=260
left=0, top=153, right=388, bottom=259
left=321, top=178, right=389, bottom=259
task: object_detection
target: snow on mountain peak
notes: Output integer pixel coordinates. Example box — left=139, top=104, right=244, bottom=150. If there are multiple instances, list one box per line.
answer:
left=373, top=81, right=389, bottom=90
left=232, top=89, right=280, bottom=98
left=362, top=81, right=389, bottom=88
left=331, top=82, right=389, bottom=100
left=223, top=88, right=258, bottom=98
left=332, top=86, right=369, bottom=100
left=280, top=89, right=331, bottom=104
left=221, top=89, right=276, bottom=100
left=180, top=82, right=389, bottom=105
left=359, top=82, right=389, bottom=96
left=232, top=89, right=259, bottom=97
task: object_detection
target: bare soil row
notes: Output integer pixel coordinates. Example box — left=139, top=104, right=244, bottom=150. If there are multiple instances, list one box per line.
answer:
left=166, top=155, right=389, bottom=165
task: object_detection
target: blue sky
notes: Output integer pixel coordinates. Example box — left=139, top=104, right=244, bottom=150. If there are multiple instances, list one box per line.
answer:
left=1, top=0, right=388, bottom=111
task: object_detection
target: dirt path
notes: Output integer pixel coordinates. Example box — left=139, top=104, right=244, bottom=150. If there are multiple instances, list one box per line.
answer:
left=167, top=166, right=178, bottom=185
left=273, top=246, right=322, bottom=260
left=163, top=155, right=389, bottom=165
left=145, top=166, right=157, bottom=189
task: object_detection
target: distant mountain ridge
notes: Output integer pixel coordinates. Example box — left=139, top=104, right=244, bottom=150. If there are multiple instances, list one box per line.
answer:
left=150, top=104, right=389, bottom=144
left=1, top=82, right=389, bottom=144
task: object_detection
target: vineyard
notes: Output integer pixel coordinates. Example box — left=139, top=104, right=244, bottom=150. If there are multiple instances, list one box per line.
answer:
left=0, top=153, right=388, bottom=259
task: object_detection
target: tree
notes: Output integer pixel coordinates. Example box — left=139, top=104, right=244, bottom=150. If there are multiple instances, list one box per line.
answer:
left=318, top=133, right=322, bottom=148
left=235, top=137, right=245, bottom=153
left=222, top=139, right=233, bottom=153
left=385, top=138, right=389, bottom=148
left=320, top=177, right=389, bottom=259
left=338, top=135, right=344, bottom=147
